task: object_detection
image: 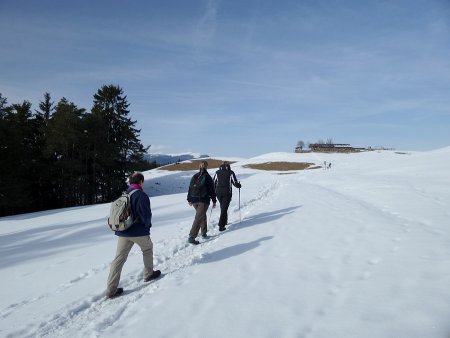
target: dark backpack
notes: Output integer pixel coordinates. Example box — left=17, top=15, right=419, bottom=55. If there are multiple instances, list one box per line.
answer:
left=215, top=169, right=231, bottom=189
left=189, top=173, right=208, bottom=198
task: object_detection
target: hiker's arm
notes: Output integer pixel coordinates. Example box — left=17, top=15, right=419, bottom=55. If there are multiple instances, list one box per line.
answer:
left=207, top=175, right=217, bottom=205
left=136, top=194, right=152, bottom=227
left=231, top=172, right=241, bottom=188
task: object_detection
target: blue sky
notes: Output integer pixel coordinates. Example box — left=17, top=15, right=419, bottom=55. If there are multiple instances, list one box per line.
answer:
left=1, top=0, right=449, bottom=157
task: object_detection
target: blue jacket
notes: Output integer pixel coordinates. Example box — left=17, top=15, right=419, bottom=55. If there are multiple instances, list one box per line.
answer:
left=115, top=187, right=152, bottom=237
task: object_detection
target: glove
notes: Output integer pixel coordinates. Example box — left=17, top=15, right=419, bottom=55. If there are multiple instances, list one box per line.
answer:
left=236, top=182, right=242, bottom=189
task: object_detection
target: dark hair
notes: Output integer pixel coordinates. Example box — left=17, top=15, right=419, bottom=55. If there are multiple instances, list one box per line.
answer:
left=220, top=161, right=231, bottom=170
left=129, top=172, right=144, bottom=184
left=199, top=160, right=208, bottom=171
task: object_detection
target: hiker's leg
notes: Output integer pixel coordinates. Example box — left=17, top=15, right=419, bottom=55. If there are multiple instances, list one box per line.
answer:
left=189, top=203, right=202, bottom=238
left=106, top=237, right=134, bottom=296
left=219, top=194, right=231, bottom=226
left=133, top=236, right=154, bottom=280
left=189, top=203, right=204, bottom=238
left=200, top=203, right=209, bottom=235
left=217, top=193, right=225, bottom=227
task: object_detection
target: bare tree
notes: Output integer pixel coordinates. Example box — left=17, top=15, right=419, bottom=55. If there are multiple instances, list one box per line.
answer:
left=296, top=140, right=305, bottom=150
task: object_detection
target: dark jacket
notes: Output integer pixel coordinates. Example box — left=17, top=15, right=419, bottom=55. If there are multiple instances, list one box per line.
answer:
left=214, top=167, right=240, bottom=195
left=115, top=187, right=152, bottom=237
left=187, top=170, right=217, bottom=205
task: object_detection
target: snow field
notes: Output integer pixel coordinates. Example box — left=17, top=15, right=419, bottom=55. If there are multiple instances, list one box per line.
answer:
left=1, top=149, right=450, bottom=337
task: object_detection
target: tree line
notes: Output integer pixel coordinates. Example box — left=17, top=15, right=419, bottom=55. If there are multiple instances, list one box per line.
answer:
left=0, top=85, right=157, bottom=217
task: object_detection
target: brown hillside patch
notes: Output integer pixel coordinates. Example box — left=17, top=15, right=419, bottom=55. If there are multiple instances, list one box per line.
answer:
left=243, top=162, right=315, bottom=171
left=160, top=159, right=236, bottom=171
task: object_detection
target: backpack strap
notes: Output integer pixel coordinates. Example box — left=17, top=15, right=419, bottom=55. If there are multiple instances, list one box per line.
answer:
left=128, top=189, right=139, bottom=196
left=124, top=188, right=139, bottom=199
left=127, top=189, right=140, bottom=206
left=194, top=172, right=203, bottom=185
left=127, top=189, right=140, bottom=223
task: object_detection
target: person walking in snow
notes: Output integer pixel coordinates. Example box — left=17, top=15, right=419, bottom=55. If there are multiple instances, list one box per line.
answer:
left=106, top=172, right=161, bottom=299
left=187, top=160, right=217, bottom=245
left=214, top=161, right=241, bottom=231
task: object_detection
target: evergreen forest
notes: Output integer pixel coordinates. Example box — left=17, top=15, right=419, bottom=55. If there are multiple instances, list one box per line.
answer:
left=0, top=85, right=157, bottom=217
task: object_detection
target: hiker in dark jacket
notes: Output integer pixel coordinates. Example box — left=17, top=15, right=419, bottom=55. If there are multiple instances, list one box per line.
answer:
left=106, top=172, right=161, bottom=299
left=187, top=160, right=217, bottom=245
left=214, top=161, right=241, bottom=231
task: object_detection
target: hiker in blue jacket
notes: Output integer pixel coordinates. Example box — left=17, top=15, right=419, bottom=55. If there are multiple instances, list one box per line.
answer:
left=106, top=172, right=161, bottom=299
left=187, top=160, right=216, bottom=245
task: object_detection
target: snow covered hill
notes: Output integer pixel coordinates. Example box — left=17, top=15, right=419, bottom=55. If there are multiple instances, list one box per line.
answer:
left=144, top=152, right=209, bottom=165
left=1, top=149, right=450, bottom=338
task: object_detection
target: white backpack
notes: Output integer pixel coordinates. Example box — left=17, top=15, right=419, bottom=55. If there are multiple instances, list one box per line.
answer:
left=107, top=189, right=139, bottom=231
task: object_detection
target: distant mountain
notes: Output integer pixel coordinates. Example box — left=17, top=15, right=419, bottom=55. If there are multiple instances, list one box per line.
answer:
left=144, top=152, right=209, bottom=165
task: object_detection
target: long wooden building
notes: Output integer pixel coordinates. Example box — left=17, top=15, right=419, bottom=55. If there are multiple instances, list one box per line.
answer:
left=297, top=143, right=366, bottom=153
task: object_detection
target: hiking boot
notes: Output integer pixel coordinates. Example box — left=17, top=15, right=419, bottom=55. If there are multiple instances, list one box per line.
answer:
left=144, top=270, right=161, bottom=282
left=219, top=226, right=226, bottom=232
left=188, top=237, right=200, bottom=245
left=107, top=287, right=123, bottom=299
left=201, top=233, right=208, bottom=239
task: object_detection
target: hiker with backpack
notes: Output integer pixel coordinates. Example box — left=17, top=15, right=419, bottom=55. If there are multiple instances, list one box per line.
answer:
left=214, top=161, right=241, bottom=231
left=106, top=172, right=161, bottom=299
left=187, top=160, right=217, bottom=245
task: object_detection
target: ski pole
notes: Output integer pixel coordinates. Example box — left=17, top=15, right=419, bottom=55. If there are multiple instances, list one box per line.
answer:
left=239, top=187, right=241, bottom=224
left=209, top=205, right=213, bottom=226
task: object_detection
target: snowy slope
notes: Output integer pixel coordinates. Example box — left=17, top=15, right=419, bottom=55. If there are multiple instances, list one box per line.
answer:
left=144, top=152, right=209, bottom=165
left=1, top=149, right=450, bottom=338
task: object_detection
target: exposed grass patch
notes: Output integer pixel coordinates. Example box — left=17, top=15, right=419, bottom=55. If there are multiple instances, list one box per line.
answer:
left=242, top=162, right=315, bottom=171
left=160, top=160, right=316, bottom=172
left=159, top=159, right=236, bottom=171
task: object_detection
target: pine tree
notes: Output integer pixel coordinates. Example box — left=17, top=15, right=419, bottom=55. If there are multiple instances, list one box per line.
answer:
left=1, top=101, right=37, bottom=214
left=0, top=93, right=9, bottom=118
left=0, top=94, right=12, bottom=214
left=31, top=93, right=56, bottom=210
left=45, top=98, right=86, bottom=207
left=37, top=92, right=55, bottom=121
left=90, top=85, right=148, bottom=202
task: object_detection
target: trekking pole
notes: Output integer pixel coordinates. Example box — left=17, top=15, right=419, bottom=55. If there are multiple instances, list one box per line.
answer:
left=239, top=187, right=241, bottom=224
left=209, top=205, right=213, bottom=226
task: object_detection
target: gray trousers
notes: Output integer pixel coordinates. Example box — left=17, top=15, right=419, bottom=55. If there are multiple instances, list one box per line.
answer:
left=189, top=202, right=209, bottom=238
left=106, top=235, right=154, bottom=297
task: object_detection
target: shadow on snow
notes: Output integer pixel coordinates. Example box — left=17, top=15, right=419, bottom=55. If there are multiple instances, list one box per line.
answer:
left=229, top=205, right=302, bottom=231
left=0, top=218, right=111, bottom=269
left=198, top=236, right=274, bottom=263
